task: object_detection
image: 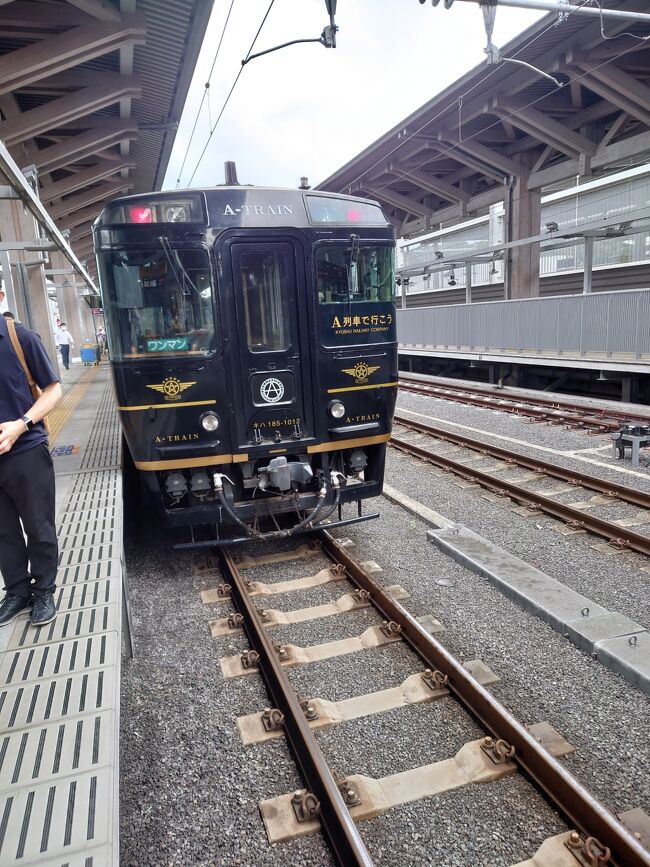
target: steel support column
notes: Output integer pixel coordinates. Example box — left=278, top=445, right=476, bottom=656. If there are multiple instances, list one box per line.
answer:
left=583, top=236, right=594, bottom=294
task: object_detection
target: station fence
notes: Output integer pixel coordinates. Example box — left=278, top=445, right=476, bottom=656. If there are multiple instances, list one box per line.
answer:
left=397, top=288, right=650, bottom=360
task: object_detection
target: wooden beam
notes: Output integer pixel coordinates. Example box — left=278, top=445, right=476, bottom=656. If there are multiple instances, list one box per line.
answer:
left=355, top=185, right=434, bottom=219
left=0, top=77, right=142, bottom=146
left=492, top=100, right=596, bottom=158
left=528, top=129, right=650, bottom=189
left=50, top=179, right=131, bottom=219
left=56, top=183, right=133, bottom=228
left=439, top=135, right=524, bottom=178
left=386, top=162, right=470, bottom=204
left=0, top=15, right=146, bottom=96
left=0, top=1, right=94, bottom=28
left=41, top=159, right=135, bottom=201
left=24, top=120, right=138, bottom=173
left=64, top=0, right=121, bottom=22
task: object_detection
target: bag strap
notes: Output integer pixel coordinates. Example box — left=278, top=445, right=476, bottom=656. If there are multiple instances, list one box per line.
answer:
left=6, top=318, right=37, bottom=390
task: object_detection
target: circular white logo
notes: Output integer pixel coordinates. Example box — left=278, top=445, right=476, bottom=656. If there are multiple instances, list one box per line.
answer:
left=260, top=377, right=285, bottom=403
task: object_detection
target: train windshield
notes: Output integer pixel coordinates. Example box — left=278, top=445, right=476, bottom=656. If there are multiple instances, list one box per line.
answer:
left=98, top=247, right=215, bottom=360
left=316, top=244, right=394, bottom=304
left=316, top=243, right=396, bottom=346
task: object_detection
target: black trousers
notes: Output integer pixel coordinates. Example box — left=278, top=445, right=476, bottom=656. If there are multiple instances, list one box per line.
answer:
left=0, top=444, right=58, bottom=598
left=60, top=344, right=70, bottom=369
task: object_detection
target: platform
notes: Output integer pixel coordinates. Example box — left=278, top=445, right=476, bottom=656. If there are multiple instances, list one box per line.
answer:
left=397, top=288, right=650, bottom=375
left=0, top=364, right=123, bottom=867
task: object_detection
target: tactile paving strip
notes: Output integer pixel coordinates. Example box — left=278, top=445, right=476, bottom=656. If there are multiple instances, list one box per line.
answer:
left=0, top=371, right=122, bottom=866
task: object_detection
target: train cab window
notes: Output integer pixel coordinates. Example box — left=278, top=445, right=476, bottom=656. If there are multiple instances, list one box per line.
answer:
left=98, top=248, right=215, bottom=360
left=316, top=245, right=395, bottom=304
left=238, top=249, right=290, bottom=353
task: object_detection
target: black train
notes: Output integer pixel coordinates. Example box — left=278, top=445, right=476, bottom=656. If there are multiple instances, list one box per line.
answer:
left=94, top=170, right=397, bottom=545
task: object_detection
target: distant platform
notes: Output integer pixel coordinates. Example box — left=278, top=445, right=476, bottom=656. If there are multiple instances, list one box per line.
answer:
left=0, top=364, right=123, bottom=867
left=397, top=288, right=650, bottom=376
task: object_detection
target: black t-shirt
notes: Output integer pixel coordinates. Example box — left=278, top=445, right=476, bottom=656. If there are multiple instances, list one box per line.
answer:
left=0, top=316, right=59, bottom=460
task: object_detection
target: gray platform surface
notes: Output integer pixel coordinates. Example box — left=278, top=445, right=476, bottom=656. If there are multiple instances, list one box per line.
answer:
left=0, top=366, right=122, bottom=867
left=428, top=524, right=649, bottom=694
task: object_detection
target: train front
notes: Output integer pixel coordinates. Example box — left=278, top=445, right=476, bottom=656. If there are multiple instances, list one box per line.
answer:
left=94, top=187, right=397, bottom=544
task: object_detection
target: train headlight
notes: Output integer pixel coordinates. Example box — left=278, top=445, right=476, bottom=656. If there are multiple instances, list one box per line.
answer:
left=329, top=400, right=346, bottom=419
left=201, top=411, right=219, bottom=432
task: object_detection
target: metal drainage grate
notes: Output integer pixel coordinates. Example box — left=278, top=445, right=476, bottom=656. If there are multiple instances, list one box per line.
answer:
left=8, top=606, right=117, bottom=651
left=0, top=668, right=117, bottom=731
left=0, top=767, right=114, bottom=863
left=0, top=634, right=118, bottom=687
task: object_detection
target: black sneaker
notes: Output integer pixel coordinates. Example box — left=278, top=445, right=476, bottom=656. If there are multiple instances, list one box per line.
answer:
left=0, top=594, right=32, bottom=626
left=31, top=593, right=57, bottom=627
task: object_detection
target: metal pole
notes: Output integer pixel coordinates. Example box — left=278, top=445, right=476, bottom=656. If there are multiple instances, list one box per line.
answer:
left=465, top=262, right=472, bottom=304
left=583, top=236, right=593, bottom=294
left=0, top=140, right=98, bottom=295
left=453, top=0, right=650, bottom=23
left=0, top=251, right=17, bottom=313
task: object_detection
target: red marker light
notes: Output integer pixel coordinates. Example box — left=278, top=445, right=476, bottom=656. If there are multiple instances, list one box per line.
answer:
left=347, top=208, right=362, bottom=222
left=130, top=206, right=153, bottom=223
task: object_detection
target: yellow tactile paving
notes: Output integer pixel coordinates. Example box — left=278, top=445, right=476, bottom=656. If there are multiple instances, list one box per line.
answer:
left=48, top=364, right=99, bottom=447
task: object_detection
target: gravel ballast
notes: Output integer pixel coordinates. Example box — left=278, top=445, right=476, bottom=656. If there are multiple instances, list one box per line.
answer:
left=120, top=384, right=650, bottom=865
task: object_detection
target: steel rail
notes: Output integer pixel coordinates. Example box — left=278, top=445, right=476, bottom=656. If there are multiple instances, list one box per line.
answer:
left=399, top=375, right=650, bottom=429
left=399, top=380, right=622, bottom=432
left=318, top=531, right=650, bottom=867
left=389, top=435, right=650, bottom=557
left=217, top=547, right=375, bottom=867
left=393, top=412, right=650, bottom=510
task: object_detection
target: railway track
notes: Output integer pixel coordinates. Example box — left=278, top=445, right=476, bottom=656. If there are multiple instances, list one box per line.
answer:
left=205, top=534, right=649, bottom=867
left=399, top=375, right=650, bottom=434
left=391, top=413, right=650, bottom=557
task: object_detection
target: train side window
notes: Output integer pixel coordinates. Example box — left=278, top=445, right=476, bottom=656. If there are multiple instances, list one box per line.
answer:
left=238, top=249, right=290, bottom=353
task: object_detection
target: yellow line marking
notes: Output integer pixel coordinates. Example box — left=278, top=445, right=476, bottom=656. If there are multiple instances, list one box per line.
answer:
left=327, top=382, right=398, bottom=394
left=48, top=366, right=99, bottom=448
left=135, top=453, right=248, bottom=471
left=118, top=400, right=217, bottom=411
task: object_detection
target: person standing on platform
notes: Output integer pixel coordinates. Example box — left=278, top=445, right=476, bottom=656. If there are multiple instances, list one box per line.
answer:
left=57, top=322, right=74, bottom=370
left=0, top=287, right=63, bottom=627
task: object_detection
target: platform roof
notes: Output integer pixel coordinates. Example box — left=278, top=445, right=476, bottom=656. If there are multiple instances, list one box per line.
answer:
left=0, top=0, right=213, bottom=276
left=317, top=1, right=650, bottom=238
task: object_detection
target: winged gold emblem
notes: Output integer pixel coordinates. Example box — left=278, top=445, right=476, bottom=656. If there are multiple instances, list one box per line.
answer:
left=146, top=377, right=196, bottom=401
left=341, top=362, right=380, bottom=384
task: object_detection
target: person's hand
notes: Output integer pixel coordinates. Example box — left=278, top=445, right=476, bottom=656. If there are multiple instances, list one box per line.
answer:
left=0, top=420, right=26, bottom=455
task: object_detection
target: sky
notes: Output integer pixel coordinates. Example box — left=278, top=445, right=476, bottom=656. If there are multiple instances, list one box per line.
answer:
left=163, top=0, right=545, bottom=193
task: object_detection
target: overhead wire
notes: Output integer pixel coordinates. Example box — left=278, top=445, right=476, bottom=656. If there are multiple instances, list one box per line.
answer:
left=186, top=0, right=276, bottom=187
left=351, top=10, right=650, bottom=237
left=370, top=25, right=650, bottom=210
left=336, top=0, right=602, bottom=195
left=175, top=0, right=236, bottom=189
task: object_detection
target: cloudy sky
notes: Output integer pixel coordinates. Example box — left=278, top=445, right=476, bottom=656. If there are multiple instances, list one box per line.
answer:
left=163, top=0, right=544, bottom=192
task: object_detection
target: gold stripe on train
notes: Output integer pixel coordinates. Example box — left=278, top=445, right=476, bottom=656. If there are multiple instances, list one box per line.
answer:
left=326, top=381, right=398, bottom=394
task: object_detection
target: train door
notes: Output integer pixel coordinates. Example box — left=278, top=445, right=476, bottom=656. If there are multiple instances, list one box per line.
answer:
left=226, top=237, right=314, bottom=449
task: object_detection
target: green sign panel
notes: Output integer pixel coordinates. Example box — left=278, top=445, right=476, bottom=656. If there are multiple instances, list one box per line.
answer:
left=147, top=337, right=189, bottom=352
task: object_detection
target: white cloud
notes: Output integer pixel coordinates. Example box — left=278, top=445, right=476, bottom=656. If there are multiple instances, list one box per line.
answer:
left=164, top=0, right=544, bottom=191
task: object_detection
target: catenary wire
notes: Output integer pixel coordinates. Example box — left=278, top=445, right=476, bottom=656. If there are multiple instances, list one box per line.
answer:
left=363, top=22, right=650, bottom=217
left=186, top=0, right=276, bottom=187
left=175, top=0, right=236, bottom=188
left=336, top=0, right=608, bottom=195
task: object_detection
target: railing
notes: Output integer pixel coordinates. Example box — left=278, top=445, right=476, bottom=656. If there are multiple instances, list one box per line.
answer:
left=397, top=288, right=650, bottom=359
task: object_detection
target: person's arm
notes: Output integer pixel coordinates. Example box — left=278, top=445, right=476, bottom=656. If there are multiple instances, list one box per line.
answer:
left=0, top=382, right=62, bottom=455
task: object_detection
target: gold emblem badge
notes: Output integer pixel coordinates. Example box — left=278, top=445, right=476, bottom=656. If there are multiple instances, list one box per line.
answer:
left=146, top=377, right=196, bottom=401
left=341, top=362, right=380, bottom=384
